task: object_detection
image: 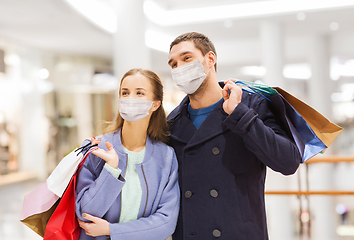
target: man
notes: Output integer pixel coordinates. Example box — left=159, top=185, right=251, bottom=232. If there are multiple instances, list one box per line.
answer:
left=167, top=32, right=301, bottom=239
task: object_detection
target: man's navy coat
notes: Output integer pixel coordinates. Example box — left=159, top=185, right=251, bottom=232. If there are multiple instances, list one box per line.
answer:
left=167, top=85, right=301, bottom=240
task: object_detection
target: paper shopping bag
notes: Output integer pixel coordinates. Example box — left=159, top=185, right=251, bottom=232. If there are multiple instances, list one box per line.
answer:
left=46, top=148, right=84, bottom=197
left=274, top=87, right=343, bottom=148
left=235, top=80, right=343, bottom=162
left=20, top=183, right=60, bottom=237
left=43, top=153, right=89, bottom=240
left=270, top=92, right=328, bottom=162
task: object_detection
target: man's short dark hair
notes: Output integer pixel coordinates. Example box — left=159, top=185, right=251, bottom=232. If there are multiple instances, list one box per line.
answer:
left=170, top=32, right=217, bottom=71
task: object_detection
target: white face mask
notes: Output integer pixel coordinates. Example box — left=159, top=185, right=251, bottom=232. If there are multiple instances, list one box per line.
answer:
left=171, top=55, right=210, bottom=94
left=119, top=98, right=154, bottom=122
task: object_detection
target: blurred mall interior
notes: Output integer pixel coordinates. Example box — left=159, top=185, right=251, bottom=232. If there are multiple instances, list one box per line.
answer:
left=1, top=0, right=354, bottom=239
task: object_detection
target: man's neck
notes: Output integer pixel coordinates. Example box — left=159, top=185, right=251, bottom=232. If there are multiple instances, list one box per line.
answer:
left=189, top=75, right=223, bottom=109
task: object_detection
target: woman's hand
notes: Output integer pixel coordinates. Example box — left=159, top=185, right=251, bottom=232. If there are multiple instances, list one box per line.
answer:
left=222, top=79, right=243, bottom=115
left=78, top=213, right=110, bottom=237
left=91, top=138, right=119, bottom=169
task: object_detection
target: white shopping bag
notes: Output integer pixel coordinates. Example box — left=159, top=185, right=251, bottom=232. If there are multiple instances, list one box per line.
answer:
left=46, top=149, right=83, bottom=197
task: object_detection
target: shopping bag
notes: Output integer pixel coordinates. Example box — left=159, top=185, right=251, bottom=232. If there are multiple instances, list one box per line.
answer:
left=20, top=183, right=60, bottom=237
left=47, top=148, right=84, bottom=197
left=20, top=141, right=95, bottom=238
left=46, top=141, right=96, bottom=197
left=235, top=80, right=343, bottom=162
left=274, top=87, right=342, bottom=148
left=43, top=153, right=89, bottom=240
left=270, top=91, right=328, bottom=162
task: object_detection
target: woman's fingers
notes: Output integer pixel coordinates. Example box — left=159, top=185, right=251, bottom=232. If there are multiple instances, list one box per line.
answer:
left=80, top=213, right=110, bottom=236
left=91, top=148, right=106, bottom=158
left=105, top=141, right=114, bottom=151
left=90, top=141, right=119, bottom=168
left=82, top=213, right=97, bottom=222
left=91, top=137, right=101, bottom=146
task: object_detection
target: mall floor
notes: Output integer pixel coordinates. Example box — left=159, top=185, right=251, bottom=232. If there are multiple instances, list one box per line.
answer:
left=0, top=177, right=42, bottom=240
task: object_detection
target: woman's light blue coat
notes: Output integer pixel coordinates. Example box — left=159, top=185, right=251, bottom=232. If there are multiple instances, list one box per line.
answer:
left=75, top=130, right=180, bottom=240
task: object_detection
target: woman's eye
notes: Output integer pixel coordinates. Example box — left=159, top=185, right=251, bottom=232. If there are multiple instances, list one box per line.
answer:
left=121, top=92, right=128, bottom=96
left=137, top=91, right=145, bottom=96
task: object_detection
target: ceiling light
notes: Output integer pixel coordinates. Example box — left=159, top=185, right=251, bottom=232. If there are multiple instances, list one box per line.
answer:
left=240, top=66, right=266, bottom=76
left=296, top=12, right=306, bottom=20
left=331, top=58, right=354, bottom=80
left=224, top=20, right=233, bottom=28
left=144, top=0, right=354, bottom=26
left=38, top=68, right=49, bottom=80
left=331, top=92, right=354, bottom=102
left=63, top=0, right=117, bottom=33
left=283, top=63, right=311, bottom=79
left=145, top=30, right=174, bottom=53
left=341, top=83, right=354, bottom=93
left=330, top=22, right=339, bottom=31
left=337, top=225, right=354, bottom=236
left=4, top=54, right=20, bottom=66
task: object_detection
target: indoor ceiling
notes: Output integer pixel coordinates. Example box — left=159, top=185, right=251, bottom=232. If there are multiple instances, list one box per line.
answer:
left=0, top=0, right=353, bottom=61
left=0, top=0, right=113, bottom=58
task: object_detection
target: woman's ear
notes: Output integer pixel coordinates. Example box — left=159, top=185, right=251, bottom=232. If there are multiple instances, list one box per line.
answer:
left=151, top=100, right=161, bottom=112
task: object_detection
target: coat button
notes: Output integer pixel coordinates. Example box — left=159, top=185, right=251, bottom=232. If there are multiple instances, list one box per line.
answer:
left=213, top=229, right=221, bottom=237
left=210, top=189, right=218, bottom=198
left=185, top=190, right=192, bottom=198
left=212, top=147, right=220, bottom=155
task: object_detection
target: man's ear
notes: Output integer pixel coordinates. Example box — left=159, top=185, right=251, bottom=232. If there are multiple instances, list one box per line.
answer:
left=207, top=51, right=216, bottom=68
left=151, top=100, right=161, bottom=112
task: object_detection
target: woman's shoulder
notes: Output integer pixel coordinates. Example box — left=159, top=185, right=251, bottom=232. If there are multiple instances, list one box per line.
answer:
left=150, top=140, right=177, bottom=170
left=96, top=131, right=118, bottom=142
left=152, top=140, right=175, bottom=155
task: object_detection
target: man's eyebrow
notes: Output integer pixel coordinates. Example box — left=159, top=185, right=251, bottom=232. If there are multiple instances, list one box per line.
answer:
left=168, top=51, right=193, bottom=65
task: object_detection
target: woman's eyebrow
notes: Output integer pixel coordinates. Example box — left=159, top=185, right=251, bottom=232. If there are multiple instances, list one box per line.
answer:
left=136, top=88, right=146, bottom=91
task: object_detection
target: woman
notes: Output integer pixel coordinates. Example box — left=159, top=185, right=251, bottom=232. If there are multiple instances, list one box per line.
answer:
left=75, top=68, right=180, bottom=240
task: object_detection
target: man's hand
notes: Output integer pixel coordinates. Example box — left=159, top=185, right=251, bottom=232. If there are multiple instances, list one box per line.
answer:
left=222, top=79, right=243, bottom=115
left=78, top=213, right=110, bottom=237
left=91, top=139, right=119, bottom=169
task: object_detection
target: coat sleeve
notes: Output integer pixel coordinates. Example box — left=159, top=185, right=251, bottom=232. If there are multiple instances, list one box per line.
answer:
left=75, top=153, right=125, bottom=222
left=109, top=149, right=180, bottom=240
left=223, top=96, right=301, bottom=175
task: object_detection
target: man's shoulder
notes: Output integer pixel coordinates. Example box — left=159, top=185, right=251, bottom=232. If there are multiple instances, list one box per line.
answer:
left=241, top=90, right=267, bottom=107
left=167, top=105, right=181, bottom=121
left=167, top=95, right=189, bottom=121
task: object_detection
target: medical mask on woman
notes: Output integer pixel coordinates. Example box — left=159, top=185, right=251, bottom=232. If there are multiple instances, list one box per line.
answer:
left=171, top=55, right=211, bottom=94
left=119, top=98, right=154, bottom=122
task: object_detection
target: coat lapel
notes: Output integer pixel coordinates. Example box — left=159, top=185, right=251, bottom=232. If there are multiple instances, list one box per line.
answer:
left=169, top=95, right=229, bottom=148
left=169, top=97, right=197, bottom=144
left=186, top=99, right=229, bottom=149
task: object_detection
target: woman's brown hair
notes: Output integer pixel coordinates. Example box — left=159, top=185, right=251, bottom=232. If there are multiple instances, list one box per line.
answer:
left=104, top=68, right=169, bottom=143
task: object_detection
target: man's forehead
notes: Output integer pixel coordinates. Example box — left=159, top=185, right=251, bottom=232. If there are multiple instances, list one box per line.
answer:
left=169, top=41, right=201, bottom=58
